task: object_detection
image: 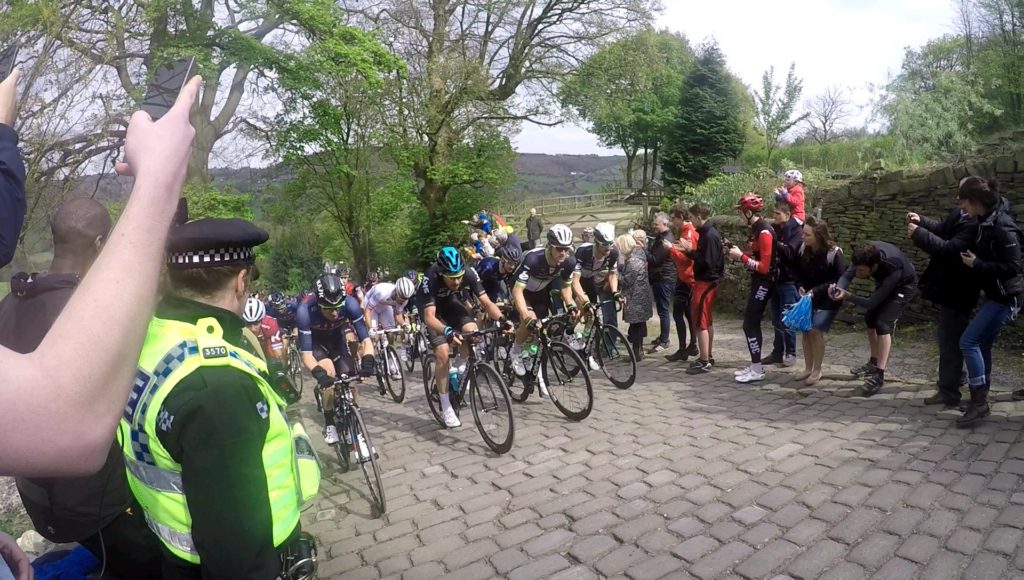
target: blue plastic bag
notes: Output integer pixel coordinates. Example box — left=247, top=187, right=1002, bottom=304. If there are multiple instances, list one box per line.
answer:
left=782, top=293, right=813, bottom=333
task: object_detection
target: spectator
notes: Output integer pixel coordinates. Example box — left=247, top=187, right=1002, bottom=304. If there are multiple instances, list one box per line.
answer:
left=665, top=205, right=699, bottom=362
left=493, top=228, right=522, bottom=255
left=0, top=198, right=163, bottom=577
left=728, top=194, right=776, bottom=384
left=908, top=188, right=979, bottom=407
left=763, top=201, right=803, bottom=367
left=831, top=241, right=917, bottom=396
left=681, top=203, right=724, bottom=374
left=526, top=207, right=544, bottom=249
left=617, top=232, right=652, bottom=361
left=955, top=177, right=1023, bottom=427
left=794, top=216, right=844, bottom=385
left=774, top=169, right=806, bottom=221
left=0, top=75, right=202, bottom=476
left=1, top=68, right=26, bottom=268
left=647, top=212, right=676, bottom=353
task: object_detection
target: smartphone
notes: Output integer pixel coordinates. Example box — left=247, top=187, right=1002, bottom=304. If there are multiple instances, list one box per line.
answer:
left=0, top=45, right=18, bottom=80
left=141, top=57, right=197, bottom=120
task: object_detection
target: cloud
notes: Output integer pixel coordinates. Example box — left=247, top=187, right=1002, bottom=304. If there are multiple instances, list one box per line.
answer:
left=514, top=0, right=957, bottom=155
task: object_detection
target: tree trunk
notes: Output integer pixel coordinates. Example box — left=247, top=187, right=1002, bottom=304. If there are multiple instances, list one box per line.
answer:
left=651, top=143, right=659, bottom=184
left=624, top=152, right=635, bottom=189
left=641, top=147, right=649, bottom=189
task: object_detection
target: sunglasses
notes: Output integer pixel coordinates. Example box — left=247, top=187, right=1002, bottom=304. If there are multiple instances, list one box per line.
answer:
left=551, top=246, right=572, bottom=253
left=442, top=272, right=465, bottom=280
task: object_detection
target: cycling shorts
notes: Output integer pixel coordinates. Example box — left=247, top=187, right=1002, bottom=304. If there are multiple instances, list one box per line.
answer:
left=426, top=297, right=476, bottom=347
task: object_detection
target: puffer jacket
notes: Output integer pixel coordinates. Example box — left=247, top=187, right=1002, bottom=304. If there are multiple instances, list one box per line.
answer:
left=971, top=205, right=1024, bottom=304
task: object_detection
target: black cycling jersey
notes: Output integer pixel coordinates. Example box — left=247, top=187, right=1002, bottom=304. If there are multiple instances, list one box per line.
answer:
left=416, top=264, right=486, bottom=309
left=513, top=247, right=576, bottom=293
left=573, top=243, right=619, bottom=280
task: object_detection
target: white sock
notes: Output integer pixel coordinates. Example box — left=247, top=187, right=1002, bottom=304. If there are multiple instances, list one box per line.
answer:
left=440, top=393, right=452, bottom=412
left=751, top=363, right=763, bottom=373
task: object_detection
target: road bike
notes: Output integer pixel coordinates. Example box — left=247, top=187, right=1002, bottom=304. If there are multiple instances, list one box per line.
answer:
left=568, top=298, right=636, bottom=389
left=421, top=326, right=515, bottom=454
left=371, top=327, right=406, bottom=403
left=286, top=336, right=304, bottom=399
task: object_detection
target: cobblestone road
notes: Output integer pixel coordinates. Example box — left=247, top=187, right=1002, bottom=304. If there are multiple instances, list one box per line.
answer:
left=299, top=320, right=1024, bottom=580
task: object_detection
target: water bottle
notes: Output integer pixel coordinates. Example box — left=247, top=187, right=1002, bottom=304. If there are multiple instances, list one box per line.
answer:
left=524, top=343, right=539, bottom=370
left=448, top=369, right=460, bottom=393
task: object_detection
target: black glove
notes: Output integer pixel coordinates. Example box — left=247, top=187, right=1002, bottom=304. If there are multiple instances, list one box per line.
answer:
left=498, top=317, right=514, bottom=332
left=311, top=367, right=333, bottom=388
left=359, top=355, right=376, bottom=377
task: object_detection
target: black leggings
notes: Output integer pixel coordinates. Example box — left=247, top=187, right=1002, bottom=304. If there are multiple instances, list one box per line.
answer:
left=743, top=280, right=774, bottom=364
left=627, top=322, right=647, bottom=353
left=673, top=282, right=696, bottom=350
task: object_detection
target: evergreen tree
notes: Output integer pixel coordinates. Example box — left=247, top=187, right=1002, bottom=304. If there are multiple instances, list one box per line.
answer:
left=660, top=42, right=745, bottom=190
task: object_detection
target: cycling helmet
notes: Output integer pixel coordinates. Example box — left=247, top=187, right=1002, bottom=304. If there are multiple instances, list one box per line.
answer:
left=436, top=246, right=465, bottom=276
left=394, top=277, right=416, bottom=301
left=496, top=243, right=522, bottom=262
left=242, top=296, right=266, bottom=323
left=735, top=193, right=764, bottom=213
left=268, top=291, right=285, bottom=307
left=547, top=224, right=574, bottom=247
left=405, top=268, right=418, bottom=281
left=784, top=169, right=803, bottom=183
left=367, top=271, right=380, bottom=285
left=594, top=223, right=615, bottom=246
left=315, top=273, right=346, bottom=307
left=581, top=227, right=595, bottom=243
left=336, top=264, right=351, bottom=278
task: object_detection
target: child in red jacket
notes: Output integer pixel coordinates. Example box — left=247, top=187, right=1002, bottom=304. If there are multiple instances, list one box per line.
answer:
left=775, top=169, right=806, bottom=221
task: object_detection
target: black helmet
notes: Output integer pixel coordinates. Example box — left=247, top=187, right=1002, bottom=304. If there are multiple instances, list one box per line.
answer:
left=315, top=273, right=346, bottom=307
left=405, top=268, right=418, bottom=281
left=496, top=244, right=522, bottom=262
left=268, top=291, right=285, bottom=307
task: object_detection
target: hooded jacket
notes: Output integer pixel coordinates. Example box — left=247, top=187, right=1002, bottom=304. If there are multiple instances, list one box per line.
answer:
left=911, top=206, right=980, bottom=311
left=971, top=201, right=1024, bottom=304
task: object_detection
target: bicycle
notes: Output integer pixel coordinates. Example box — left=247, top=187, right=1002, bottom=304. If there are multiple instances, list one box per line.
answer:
left=404, top=319, right=429, bottom=374
left=370, top=327, right=407, bottom=403
left=498, top=312, right=594, bottom=421
left=421, top=326, right=515, bottom=454
left=569, top=299, right=636, bottom=389
left=286, top=340, right=304, bottom=400
left=314, top=375, right=386, bottom=516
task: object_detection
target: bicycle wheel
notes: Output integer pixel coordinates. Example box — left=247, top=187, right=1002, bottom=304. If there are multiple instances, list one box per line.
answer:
left=595, top=324, right=636, bottom=389
left=333, top=410, right=351, bottom=472
left=350, top=407, right=386, bottom=516
left=288, top=347, right=305, bottom=399
left=383, top=346, right=406, bottom=403
left=404, top=337, right=417, bottom=373
left=542, top=341, right=594, bottom=421
left=421, top=355, right=445, bottom=426
left=469, top=363, right=515, bottom=454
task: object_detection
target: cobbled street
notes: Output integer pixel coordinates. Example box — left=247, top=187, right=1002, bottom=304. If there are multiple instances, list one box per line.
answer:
left=299, top=320, right=1024, bottom=580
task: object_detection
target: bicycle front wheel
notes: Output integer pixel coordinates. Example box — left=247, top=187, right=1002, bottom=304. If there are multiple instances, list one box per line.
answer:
left=421, top=355, right=445, bottom=426
left=288, top=348, right=304, bottom=399
left=350, top=407, right=386, bottom=516
left=333, top=410, right=351, bottom=473
left=596, top=324, right=636, bottom=389
left=469, top=363, right=515, bottom=454
left=542, top=341, right=594, bottom=421
left=383, top=346, right=406, bottom=403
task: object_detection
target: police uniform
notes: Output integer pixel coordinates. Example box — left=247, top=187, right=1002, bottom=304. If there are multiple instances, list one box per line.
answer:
left=119, top=218, right=320, bottom=580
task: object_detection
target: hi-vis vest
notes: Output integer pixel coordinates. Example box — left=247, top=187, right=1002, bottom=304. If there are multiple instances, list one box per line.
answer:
left=119, top=316, right=320, bottom=564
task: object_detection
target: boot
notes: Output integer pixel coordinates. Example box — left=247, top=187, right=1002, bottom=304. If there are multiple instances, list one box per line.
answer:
left=957, top=387, right=990, bottom=428
left=632, top=342, right=645, bottom=361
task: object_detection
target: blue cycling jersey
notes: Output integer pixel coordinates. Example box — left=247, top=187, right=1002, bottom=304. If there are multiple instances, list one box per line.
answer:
left=473, top=257, right=508, bottom=303
left=267, top=300, right=298, bottom=326
left=295, top=296, right=369, bottom=352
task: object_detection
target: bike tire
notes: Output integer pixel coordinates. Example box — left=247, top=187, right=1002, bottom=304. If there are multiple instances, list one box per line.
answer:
left=288, top=348, right=305, bottom=399
left=404, top=337, right=417, bottom=373
left=350, top=407, right=386, bottom=516
left=383, top=346, right=406, bottom=403
left=333, top=411, right=351, bottom=473
left=421, top=355, right=445, bottom=427
left=542, top=341, right=594, bottom=421
left=596, top=324, right=637, bottom=389
left=469, top=363, right=515, bottom=454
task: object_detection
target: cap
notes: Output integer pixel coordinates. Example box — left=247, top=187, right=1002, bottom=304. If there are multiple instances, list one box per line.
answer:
left=167, top=218, right=269, bottom=269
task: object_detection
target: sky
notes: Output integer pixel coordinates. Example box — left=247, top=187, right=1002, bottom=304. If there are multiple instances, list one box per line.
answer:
left=512, top=0, right=960, bottom=156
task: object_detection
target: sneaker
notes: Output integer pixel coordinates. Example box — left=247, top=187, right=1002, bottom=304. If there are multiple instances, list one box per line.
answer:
left=708, top=357, right=716, bottom=367
left=442, top=406, right=462, bottom=428
left=734, top=365, right=752, bottom=376
left=761, top=352, right=783, bottom=365
left=588, top=356, right=600, bottom=371
left=324, top=425, right=340, bottom=445
left=683, top=344, right=699, bottom=357
left=537, top=376, right=550, bottom=399
left=686, top=360, right=712, bottom=375
left=735, top=368, right=766, bottom=384
left=355, top=434, right=377, bottom=463
left=851, top=362, right=877, bottom=378
left=665, top=350, right=688, bottom=362
left=511, top=357, right=526, bottom=377
left=649, top=342, right=669, bottom=354
left=782, top=354, right=797, bottom=367
left=567, top=336, right=586, bottom=350
left=862, top=372, right=884, bottom=396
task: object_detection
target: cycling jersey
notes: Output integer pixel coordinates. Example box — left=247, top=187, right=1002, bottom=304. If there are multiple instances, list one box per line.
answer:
left=363, top=282, right=406, bottom=312
left=513, top=247, right=576, bottom=293
left=266, top=300, right=298, bottom=330
left=295, top=296, right=369, bottom=353
left=573, top=243, right=619, bottom=280
left=416, top=264, right=486, bottom=309
left=473, top=257, right=508, bottom=303
left=251, top=315, right=284, bottom=359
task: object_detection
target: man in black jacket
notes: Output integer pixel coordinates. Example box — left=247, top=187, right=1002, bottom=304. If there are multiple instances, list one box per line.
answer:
left=0, top=67, right=26, bottom=268
left=682, top=203, right=725, bottom=374
left=908, top=200, right=979, bottom=407
left=0, top=198, right=162, bottom=578
left=648, top=212, right=677, bottom=353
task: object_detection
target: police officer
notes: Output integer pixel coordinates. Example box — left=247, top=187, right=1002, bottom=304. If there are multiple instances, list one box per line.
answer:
left=119, top=218, right=319, bottom=579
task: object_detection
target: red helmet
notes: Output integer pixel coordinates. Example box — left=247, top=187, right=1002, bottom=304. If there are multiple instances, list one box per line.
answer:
left=735, top=193, right=764, bottom=212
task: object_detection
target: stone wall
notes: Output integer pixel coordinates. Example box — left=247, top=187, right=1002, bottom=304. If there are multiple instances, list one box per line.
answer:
left=706, top=142, right=1024, bottom=337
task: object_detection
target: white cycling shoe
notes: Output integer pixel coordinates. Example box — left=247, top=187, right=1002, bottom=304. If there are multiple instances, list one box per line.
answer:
left=324, top=425, right=340, bottom=445
left=588, top=356, right=600, bottom=371
left=442, top=406, right=462, bottom=428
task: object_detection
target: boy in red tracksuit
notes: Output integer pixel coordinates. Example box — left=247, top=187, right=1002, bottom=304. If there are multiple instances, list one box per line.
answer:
left=664, top=205, right=700, bottom=362
left=775, top=169, right=806, bottom=221
left=728, top=193, right=776, bottom=384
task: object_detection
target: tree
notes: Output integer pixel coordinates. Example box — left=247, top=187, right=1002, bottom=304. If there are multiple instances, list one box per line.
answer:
left=804, top=87, right=852, bottom=145
left=560, top=29, right=692, bottom=189
left=660, top=42, right=745, bottom=190
left=340, top=0, right=658, bottom=224
left=752, top=63, right=808, bottom=164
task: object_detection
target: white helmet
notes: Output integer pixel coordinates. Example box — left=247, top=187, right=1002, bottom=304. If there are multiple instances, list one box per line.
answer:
left=547, top=224, right=574, bottom=247
left=394, top=277, right=416, bottom=301
left=594, top=223, right=615, bottom=246
left=243, top=297, right=265, bottom=324
left=784, top=169, right=803, bottom=183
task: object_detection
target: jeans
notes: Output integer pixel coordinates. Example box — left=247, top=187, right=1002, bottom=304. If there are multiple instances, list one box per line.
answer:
left=937, top=305, right=970, bottom=401
left=599, top=289, right=618, bottom=328
left=673, top=282, right=696, bottom=349
left=651, top=279, right=676, bottom=345
left=960, top=299, right=1016, bottom=390
left=770, top=282, right=799, bottom=357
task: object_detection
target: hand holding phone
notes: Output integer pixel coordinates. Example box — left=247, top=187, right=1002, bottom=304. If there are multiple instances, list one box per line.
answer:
left=142, top=57, right=197, bottom=121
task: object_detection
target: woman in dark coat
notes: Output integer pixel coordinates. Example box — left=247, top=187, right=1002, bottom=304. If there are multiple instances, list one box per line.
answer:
left=617, top=232, right=653, bottom=360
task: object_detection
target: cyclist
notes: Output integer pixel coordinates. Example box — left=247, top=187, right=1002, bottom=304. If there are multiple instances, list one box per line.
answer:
left=509, top=225, right=583, bottom=390
left=475, top=244, right=522, bottom=304
left=572, top=222, right=620, bottom=318
left=727, top=193, right=777, bottom=384
left=363, top=277, right=417, bottom=374
left=297, top=273, right=376, bottom=451
left=418, top=247, right=509, bottom=428
left=243, top=296, right=285, bottom=364
left=266, top=291, right=298, bottom=351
